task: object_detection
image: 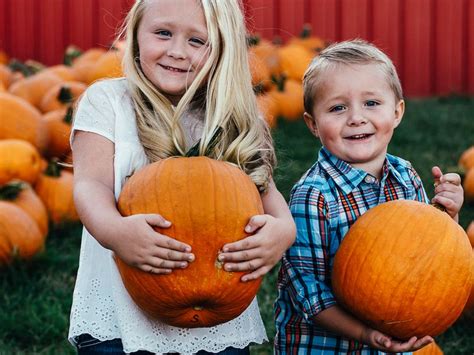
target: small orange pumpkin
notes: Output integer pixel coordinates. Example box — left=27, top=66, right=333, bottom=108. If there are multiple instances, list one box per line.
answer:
left=39, top=81, right=87, bottom=113
left=463, top=168, right=474, bottom=201
left=0, top=201, right=44, bottom=265
left=34, top=160, right=79, bottom=224
left=116, top=156, right=264, bottom=328
left=332, top=200, right=473, bottom=340
left=459, top=146, right=474, bottom=171
left=0, top=139, right=42, bottom=185
left=0, top=93, right=49, bottom=151
left=0, top=181, right=49, bottom=238
left=277, top=44, right=313, bottom=81
left=85, top=50, right=123, bottom=85
left=42, top=107, right=73, bottom=159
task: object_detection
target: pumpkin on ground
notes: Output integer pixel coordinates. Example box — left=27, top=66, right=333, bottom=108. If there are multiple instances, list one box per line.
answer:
left=0, top=93, right=49, bottom=151
left=34, top=160, right=79, bottom=224
left=463, top=168, right=474, bottom=201
left=332, top=200, right=473, bottom=340
left=0, top=181, right=49, bottom=238
left=459, top=146, right=474, bottom=171
left=0, top=139, right=43, bottom=185
left=0, top=201, right=44, bottom=265
left=116, top=156, right=264, bottom=328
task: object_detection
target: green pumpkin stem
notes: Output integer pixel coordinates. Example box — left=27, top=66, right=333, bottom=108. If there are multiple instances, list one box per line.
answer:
left=63, top=45, right=83, bottom=66
left=57, top=86, right=74, bottom=104
left=185, top=127, right=223, bottom=157
left=272, top=74, right=287, bottom=92
left=8, top=59, right=35, bottom=77
left=0, top=181, right=26, bottom=201
left=45, top=159, right=62, bottom=178
left=300, top=24, right=313, bottom=39
left=64, top=106, right=74, bottom=124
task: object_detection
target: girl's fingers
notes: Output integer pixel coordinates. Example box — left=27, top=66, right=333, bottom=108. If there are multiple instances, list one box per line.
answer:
left=144, top=214, right=172, bottom=228
left=155, top=234, right=192, bottom=253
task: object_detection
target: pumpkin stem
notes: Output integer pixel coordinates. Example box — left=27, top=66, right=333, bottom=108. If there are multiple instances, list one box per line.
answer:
left=63, top=106, right=74, bottom=124
left=0, top=181, right=26, bottom=201
left=185, top=127, right=223, bottom=157
left=300, top=23, right=313, bottom=39
left=45, top=159, right=62, bottom=178
left=246, top=35, right=260, bottom=47
left=272, top=74, right=287, bottom=92
left=8, top=59, right=35, bottom=77
left=63, top=45, right=83, bottom=66
left=253, top=83, right=265, bottom=95
left=57, top=86, right=74, bottom=104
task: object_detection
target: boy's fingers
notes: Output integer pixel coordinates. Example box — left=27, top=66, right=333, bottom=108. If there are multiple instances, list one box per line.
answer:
left=219, top=248, right=259, bottom=262
left=155, top=234, right=192, bottom=253
left=244, top=215, right=267, bottom=233
left=431, top=166, right=442, bottom=180
left=223, top=259, right=263, bottom=273
left=222, top=235, right=257, bottom=252
left=241, top=266, right=269, bottom=282
left=439, top=173, right=461, bottom=185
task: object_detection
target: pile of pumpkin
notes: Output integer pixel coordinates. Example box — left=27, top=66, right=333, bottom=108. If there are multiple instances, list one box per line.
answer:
left=0, top=45, right=125, bottom=265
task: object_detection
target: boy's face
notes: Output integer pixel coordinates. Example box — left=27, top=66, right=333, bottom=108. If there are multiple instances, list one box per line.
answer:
left=304, top=63, right=404, bottom=176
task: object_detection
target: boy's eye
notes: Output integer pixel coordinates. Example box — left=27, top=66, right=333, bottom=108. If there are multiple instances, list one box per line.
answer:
left=329, top=105, right=345, bottom=113
left=365, top=100, right=379, bottom=107
left=155, top=30, right=171, bottom=38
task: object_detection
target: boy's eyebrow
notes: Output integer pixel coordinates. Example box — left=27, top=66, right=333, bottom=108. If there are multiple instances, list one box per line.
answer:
left=325, top=91, right=381, bottom=102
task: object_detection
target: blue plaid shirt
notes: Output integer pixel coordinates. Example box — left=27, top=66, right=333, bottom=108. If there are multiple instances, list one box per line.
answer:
left=274, top=147, right=429, bottom=354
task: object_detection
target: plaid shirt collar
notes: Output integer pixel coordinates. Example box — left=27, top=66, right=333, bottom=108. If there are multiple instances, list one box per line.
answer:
left=318, top=146, right=410, bottom=195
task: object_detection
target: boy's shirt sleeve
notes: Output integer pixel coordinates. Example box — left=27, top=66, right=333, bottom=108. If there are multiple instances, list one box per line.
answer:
left=407, top=165, right=429, bottom=203
left=283, top=183, right=336, bottom=322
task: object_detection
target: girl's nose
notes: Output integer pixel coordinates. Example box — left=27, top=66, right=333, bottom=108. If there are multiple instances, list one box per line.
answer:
left=167, top=39, right=186, bottom=59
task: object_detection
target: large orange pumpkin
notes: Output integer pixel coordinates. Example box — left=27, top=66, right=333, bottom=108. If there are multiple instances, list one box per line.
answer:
left=332, top=200, right=473, bottom=340
left=0, top=139, right=43, bottom=185
left=116, top=156, right=264, bottom=328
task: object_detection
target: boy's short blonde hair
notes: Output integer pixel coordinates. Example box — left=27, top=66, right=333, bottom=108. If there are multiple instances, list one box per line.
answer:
left=303, top=39, right=403, bottom=114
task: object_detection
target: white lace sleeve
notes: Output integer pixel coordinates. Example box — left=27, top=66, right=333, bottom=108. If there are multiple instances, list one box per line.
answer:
left=70, top=80, right=116, bottom=146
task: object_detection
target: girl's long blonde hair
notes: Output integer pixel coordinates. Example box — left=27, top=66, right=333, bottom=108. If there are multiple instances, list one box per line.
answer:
left=118, top=0, right=275, bottom=192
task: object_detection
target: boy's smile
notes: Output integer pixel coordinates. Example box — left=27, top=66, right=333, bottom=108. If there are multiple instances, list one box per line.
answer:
left=304, top=63, right=404, bottom=178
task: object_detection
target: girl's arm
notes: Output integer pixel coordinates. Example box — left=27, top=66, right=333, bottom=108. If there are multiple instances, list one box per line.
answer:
left=218, top=179, right=296, bottom=281
left=72, top=131, right=194, bottom=273
left=313, top=305, right=433, bottom=352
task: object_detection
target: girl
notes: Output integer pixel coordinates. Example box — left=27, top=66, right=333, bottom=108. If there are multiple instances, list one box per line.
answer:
left=69, top=0, right=295, bottom=354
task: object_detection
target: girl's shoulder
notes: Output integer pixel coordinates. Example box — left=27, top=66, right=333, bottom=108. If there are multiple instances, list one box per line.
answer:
left=84, top=77, right=130, bottom=101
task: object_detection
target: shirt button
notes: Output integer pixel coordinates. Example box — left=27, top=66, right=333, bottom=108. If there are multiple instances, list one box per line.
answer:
left=364, top=175, right=375, bottom=184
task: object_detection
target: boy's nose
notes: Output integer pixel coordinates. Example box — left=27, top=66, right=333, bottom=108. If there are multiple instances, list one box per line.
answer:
left=347, top=109, right=367, bottom=125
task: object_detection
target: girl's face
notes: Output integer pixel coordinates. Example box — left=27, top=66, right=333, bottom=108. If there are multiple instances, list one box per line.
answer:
left=137, top=0, right=210, bottom=105
left=305, top=63, right=404, bottom=178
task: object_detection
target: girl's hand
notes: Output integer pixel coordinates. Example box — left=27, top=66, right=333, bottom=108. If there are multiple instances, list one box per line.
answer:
left=113, top=214, right=194, bottom=274
left=431, top=166, right=463, bottom=221
left=218, top=214, right=294, bottom=282
left=361, top=327, right=433, bottom=352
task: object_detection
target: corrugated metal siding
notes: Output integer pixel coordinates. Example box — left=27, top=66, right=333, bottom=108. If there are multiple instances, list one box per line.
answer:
left=0, top=0, right=473, bottom=97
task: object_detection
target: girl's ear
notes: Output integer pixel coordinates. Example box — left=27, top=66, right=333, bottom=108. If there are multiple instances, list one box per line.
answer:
left=393, top=99, right=405, bottom=128
left=303, top=112, right=319, bottom=137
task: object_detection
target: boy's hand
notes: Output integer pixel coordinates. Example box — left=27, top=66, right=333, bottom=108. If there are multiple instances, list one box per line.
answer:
left=113, top=214, right=194, bottom=274
left=361, top=327, right=433, bottom=352
left=431, top=166, right=463, bottom=221
left=218, top=214, right=291, bottom=282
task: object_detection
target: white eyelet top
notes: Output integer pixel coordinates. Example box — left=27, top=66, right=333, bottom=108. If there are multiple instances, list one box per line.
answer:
left=68, top=78, right=267, bottom=353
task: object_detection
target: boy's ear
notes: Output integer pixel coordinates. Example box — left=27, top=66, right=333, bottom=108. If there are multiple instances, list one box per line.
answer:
left=393, top=99, right=405, bottom=128
left=303, top=112, right=319, bottom=137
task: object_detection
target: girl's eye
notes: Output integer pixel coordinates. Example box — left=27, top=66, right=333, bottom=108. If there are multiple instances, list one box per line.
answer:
left=189, top=37, right=206, bottom=47
left=365, top=100, right=379, bottom=107
left=155, top=30, right=171, bottom=38
left=329, top=105, right=345, bottom=113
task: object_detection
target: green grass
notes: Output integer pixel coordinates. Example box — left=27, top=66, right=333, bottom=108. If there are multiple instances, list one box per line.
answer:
left=1, top=96, right=473, bottom=354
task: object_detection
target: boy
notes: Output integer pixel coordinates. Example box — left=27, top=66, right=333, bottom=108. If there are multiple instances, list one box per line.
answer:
left=274, top=40, right=464, bottom=354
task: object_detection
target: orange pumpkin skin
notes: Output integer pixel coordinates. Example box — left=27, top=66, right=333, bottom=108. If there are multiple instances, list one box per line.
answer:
left=35, top=168, right=79, bottom=224
left=463, top=168, right=474, bottom=201
left=0, top=202, right=44, bottom=265
left=459, top=146, right=474, bottom=171
left=116, top=157, right=264, bottom=328
left=0, top=139, right=42, bottom=185
left=414, top=342, right=444, bottom=355
left=0, top=93, right=49, bottom=152
left=332, top=200, right=473, bottom=340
